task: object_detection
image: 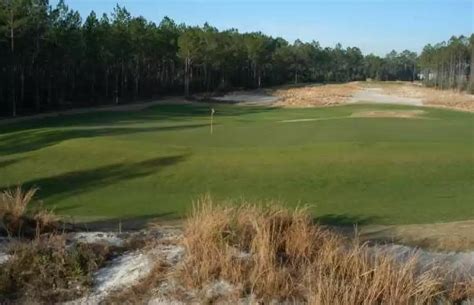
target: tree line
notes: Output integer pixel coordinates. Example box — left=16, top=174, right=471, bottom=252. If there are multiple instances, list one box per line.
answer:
left=0, top=0, right=472, bottom=117
left=419, top=36, right=473, bottom=91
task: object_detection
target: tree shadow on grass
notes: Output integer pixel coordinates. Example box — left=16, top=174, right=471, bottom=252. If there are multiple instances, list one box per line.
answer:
left=314, top=214, right=385, bottom=243
left=65, top=212, right=180, bottom=232
left=0, top=103, right=277, bottom=156
left=0, top=157, right=27, bottom=169
left=0, top=155, right=188, bottom=205
left=314, top=214, right=380, bottom=226
left=0, top=123, right=208, bottom=156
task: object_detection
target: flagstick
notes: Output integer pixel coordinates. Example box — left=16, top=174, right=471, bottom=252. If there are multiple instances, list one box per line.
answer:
left=210, top=108, right=214, bottom=135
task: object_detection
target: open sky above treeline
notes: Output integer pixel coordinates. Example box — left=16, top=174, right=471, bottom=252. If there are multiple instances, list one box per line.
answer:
left=50, top=0, right=473, bottom=56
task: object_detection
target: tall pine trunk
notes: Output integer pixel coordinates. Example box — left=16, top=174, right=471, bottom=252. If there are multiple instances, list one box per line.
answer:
left=20, top=66, right=24, bottom=106
left=10, top=12, right=16, bottom=117
left=10, top=63, right=16, bottom=117
left=184, top=56, right=190, bottom=97
left=115, top=69, right=119, bottom=104
left=105, top=67, right=109, bottom=99
left=35, top=66, right=41, bottom=112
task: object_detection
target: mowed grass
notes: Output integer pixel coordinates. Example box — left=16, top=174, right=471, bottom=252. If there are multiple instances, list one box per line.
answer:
left=0, top=103, right=473, bottom=225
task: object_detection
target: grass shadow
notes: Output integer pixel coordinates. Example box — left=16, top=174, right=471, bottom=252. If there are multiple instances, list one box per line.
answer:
left=65, top=212, right=179, bottom=232
left=0, top=155, right=188, bottom=204
left=0, top=123, right=208, bottom=156
left=314, top=214, right=380, bottom=226
left=0, top=157, right=27, bottom=169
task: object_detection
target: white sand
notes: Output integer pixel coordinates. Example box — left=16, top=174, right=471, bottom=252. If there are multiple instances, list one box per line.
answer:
left=350, top=88, right=423, bottom=106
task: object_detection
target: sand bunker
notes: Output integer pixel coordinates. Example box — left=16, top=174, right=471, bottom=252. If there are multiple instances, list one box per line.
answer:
left=349, top=88, right=424, bottom=106
left=280, top=110, right=425, bottom=123
left=351, top=110, right=426, bottom=119
left=359, top=82, right=474, bottom=112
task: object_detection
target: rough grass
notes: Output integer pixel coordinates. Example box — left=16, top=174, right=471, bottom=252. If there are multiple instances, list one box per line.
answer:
left=175, top=197, right=473, bottom=304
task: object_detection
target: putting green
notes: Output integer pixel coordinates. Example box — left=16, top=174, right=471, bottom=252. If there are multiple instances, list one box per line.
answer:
left=0, top=103, right=473, bottom=225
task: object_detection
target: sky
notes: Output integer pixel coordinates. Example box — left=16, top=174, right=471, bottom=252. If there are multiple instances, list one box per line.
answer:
left=51, top=0, right=473, bottom=56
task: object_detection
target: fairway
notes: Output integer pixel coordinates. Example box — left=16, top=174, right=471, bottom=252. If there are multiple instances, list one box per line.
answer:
left=0, top=103, right=473, bottom=225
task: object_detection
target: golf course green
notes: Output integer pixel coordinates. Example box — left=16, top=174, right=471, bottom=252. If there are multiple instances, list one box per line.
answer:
left=0, top=103, right=473, bottom=225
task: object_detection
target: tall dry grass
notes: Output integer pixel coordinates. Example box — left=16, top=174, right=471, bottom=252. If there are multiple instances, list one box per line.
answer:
left=0, top=186, right=58, bottom=236
left=176, top=196, right=472, bottom=304
left=0, top=186, right=37, bottom=220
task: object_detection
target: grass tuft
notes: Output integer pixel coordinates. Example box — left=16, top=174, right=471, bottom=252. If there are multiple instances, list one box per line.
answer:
left=176, top=196, right=473, bottom=304
left=0, top=186, right=58, bottom=237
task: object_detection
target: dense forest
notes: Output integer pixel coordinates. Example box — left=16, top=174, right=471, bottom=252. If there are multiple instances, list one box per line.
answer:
left=419, top=36, right=473, bottom=90
left=0, top=0, right=472, bottom=117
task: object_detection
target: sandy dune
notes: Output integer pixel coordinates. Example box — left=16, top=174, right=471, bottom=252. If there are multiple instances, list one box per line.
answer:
left=272, top=82, right=473, bottom=111
left=349, top=87, right=423, bottom=106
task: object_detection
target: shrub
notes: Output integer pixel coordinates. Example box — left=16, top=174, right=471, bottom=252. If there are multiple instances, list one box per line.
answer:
left=0, top=235, right=113, bottom=303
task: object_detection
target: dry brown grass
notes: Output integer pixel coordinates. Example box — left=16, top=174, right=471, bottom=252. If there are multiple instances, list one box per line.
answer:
left=423, top=90, right=474, bottom=112
left=0, top=186, right=37, bottom=221
left=33, top=207, right=59, bottom=233
left=0, top=186, right=58, bottom=236
left=175, top=196, right=473, bottom=304
left=273, top=81, right=474, bottom=112
left=272, top=83, right=360, bottom=107
left=363, top=82, right=474, bottom=112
